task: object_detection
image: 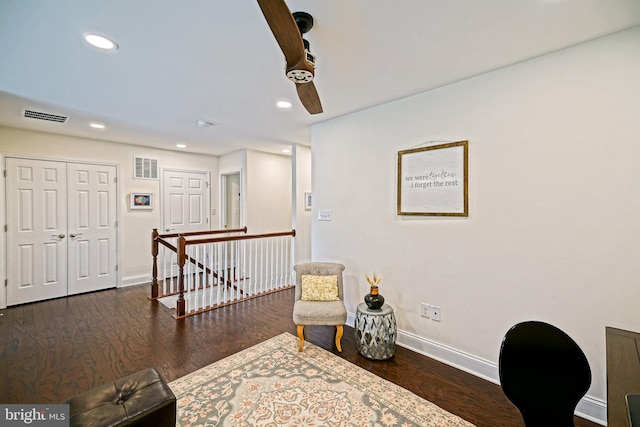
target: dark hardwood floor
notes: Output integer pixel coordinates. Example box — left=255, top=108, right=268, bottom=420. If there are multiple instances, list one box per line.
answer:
left=0, top=284, right=600, bottom=427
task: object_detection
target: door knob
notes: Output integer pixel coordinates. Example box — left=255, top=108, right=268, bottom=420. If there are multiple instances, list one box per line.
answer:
left=70, top=232, right=83, bottom=238
left=52, top=233, right=66, bottom=239
left=165, top=227, right=175, bottom=232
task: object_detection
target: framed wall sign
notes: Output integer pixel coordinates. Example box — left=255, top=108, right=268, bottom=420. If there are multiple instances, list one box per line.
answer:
left=397, top=140, right=468, bottom=216
left=130, top=192, right=153, bottom=210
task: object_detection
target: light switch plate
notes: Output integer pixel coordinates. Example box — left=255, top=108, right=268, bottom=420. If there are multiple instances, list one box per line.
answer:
left=318, top=210, right=332, bottom=221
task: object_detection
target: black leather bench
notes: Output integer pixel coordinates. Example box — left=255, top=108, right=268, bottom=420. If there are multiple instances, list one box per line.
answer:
left=65, top=367, right=176, bottom=427
left=628, top=394, right=640, bottom=427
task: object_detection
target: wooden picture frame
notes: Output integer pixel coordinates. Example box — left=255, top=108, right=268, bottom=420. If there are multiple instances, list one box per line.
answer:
left=130, top=192, right=153, bottom=210
left=397, top=141, right=468, bottom=216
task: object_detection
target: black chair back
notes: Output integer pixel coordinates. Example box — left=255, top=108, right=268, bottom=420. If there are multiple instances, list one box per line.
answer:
left=499, top=321, right=591, bottom=427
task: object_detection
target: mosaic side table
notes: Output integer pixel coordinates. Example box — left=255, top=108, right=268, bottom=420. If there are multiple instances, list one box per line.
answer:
left=355, top=303, right=397, bottom=360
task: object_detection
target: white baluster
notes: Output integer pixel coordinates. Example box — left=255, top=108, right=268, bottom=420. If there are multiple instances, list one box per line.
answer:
left=248, top=239, right=253, bottom=296
left=161, top=246, right=167, bottom=295
left=216, top=241, right=222, bottom=306
left=261, top=238, right=264, bottom=292
left=185, top=247, right=191, bottom=313
left=208, top=242, right=214, bottom=308
left=242, top=239, right=247, bottom=298
left=199, top=244, right=205, bottom=312
left=275, top=237, right=280, bottom=288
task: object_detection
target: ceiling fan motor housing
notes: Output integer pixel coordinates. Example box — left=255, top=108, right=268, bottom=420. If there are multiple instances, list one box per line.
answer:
left=286, top=44, right=316, bottom=83
left=287, top=69, right=313, bottom=83
left=286, top=50, right=316, bottom=83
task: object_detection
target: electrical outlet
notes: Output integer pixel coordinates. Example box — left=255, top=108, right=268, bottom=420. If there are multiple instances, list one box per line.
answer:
left=431, top=305, right=441, bottom=322
left=421, top=303, right=430, bottom=318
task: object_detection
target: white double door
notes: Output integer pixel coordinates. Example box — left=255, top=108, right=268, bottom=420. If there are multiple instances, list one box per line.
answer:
left=6, top=157, right=118, bottom=306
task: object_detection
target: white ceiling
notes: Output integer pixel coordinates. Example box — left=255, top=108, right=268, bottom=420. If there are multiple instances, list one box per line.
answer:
left=1, top=0, right=639, bottom=156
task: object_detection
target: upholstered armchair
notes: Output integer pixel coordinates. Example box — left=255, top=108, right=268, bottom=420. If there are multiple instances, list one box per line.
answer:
left=293, top=262, right=347, bottom=352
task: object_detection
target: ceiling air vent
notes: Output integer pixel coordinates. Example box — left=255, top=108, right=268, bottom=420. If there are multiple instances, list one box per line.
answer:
left=23, top=109, right=69, bottom=123
left=134, top=157, right=158, bottom=180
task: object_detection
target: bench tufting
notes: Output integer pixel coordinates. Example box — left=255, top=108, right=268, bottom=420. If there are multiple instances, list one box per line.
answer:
left=65, top=367, right=176, bottom=427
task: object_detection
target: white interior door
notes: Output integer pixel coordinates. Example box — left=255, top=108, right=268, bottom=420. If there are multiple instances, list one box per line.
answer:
left=162, top=169, right=209, bottom=234
left=67, top=163, right=117, bottom=295
left=6, top=158, right=118, bottom=306
left=6, top=158, right=68, bottom=305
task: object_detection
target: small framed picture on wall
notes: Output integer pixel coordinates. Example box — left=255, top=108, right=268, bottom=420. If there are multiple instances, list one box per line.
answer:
left=131, top=192, right=153, bottom=210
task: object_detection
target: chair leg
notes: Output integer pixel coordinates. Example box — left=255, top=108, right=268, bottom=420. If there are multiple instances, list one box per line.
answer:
left=297, top=325, right=305, bottom=352
left=335, top=325, right=344, bottom=352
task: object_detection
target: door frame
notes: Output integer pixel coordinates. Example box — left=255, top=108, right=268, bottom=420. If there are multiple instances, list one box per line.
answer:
left=220, top=170, right=244, bottom=230
left=1, top=154, right=121, bottom=309
left=159, top=167, right=211, bottom=234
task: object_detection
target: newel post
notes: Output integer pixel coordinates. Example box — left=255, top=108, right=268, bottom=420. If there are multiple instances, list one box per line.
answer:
left=176, top=235, right=187, bottom=317
left=151, top=228, right=159, bottom=298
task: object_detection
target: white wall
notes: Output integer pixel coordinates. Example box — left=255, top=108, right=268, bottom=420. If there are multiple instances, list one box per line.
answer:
left=293, top=144, right=312, bottom=263
left=245, top=150, right=292, bottom=234
left=0, top=127, right=219, bottom=301
left=311, top=26, right=640, bottom=424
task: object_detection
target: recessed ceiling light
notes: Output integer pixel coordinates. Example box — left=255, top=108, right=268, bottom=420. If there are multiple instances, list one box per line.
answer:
left=176, top=143, right=187, bottom=148
left=276, top=101, right=292, bottom=109
left=196, top=119, right=214, bottom=128
left=84, top=34, right=118, bottom=50
left=89, top=122, right=105, bottom=129
left=282, top=148, right=291, bottom=154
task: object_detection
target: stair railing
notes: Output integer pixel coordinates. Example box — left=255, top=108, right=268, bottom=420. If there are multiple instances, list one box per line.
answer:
left=152, top=228, right=296, bottom=318
left=151, top=227, right=247, bottom=299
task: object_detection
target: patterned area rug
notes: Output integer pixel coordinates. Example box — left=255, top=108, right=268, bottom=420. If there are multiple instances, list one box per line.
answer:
left=169, top=332, right=475, bottom=426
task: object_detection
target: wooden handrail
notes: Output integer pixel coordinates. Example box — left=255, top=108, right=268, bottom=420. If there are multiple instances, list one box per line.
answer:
left=184, top=230, right=296, bottom=246
left=159, top=226, right=247, bottom=239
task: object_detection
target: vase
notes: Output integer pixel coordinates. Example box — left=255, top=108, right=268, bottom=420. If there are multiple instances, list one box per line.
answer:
left=364, top=287, right=385, bottom=309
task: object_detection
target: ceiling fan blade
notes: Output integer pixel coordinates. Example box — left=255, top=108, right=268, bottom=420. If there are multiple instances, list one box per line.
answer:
left=297, top=82, right=323, bottom=114
left=257, top=0, right=305, bottom=66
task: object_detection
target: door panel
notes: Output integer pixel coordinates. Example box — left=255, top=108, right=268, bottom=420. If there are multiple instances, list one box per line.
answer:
left=169, top=194, right=184, bottom=227
left=6, top=158, right=68, bottom=305
left=189, top=194, right=202, bottom=223
left=67, top=163, right=117, bottom=295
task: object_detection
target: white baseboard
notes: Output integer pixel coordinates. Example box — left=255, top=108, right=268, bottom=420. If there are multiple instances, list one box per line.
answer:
left=346, top=312, right=607, bottom=425
left=120, top=274, right=151, bottom=288
left=397, top=329, right=499, bottom=383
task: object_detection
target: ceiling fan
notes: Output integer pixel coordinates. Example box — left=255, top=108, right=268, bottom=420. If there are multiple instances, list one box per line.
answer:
left=257, top=0, right=323, bottom=114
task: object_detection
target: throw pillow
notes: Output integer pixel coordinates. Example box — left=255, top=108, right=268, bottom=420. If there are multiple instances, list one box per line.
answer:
left=301, top=275, right=339, bottom=301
